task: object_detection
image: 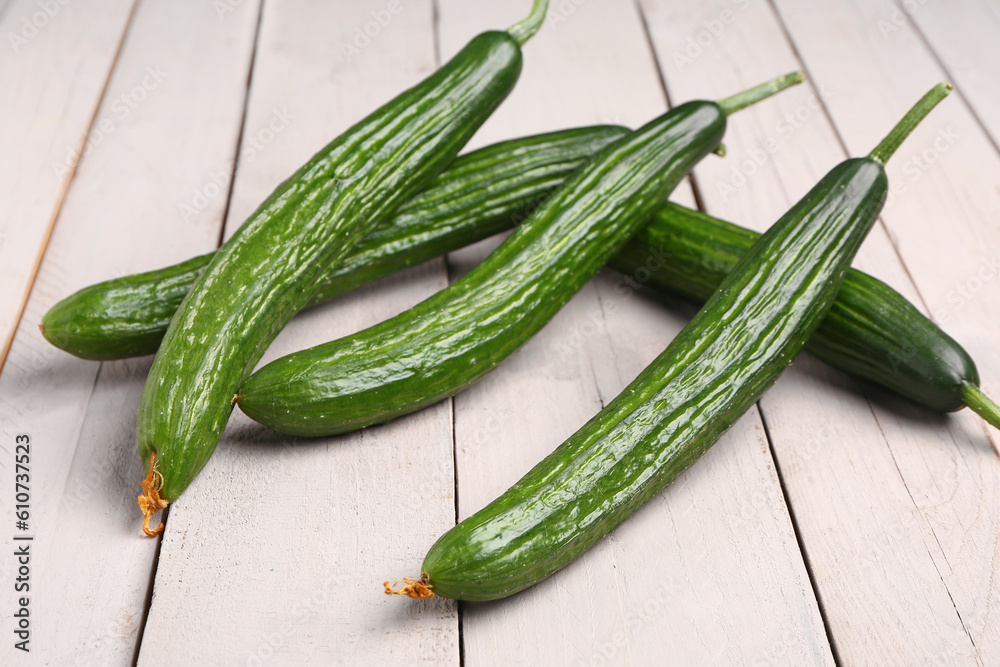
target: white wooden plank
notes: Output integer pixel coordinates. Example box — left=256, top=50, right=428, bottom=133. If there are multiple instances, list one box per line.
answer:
left=651, top=0, right=1000, bottom=662
left=769, top=0, right=1000, bottom=660
left=437, top=1, right=831, bottom=664
left=0, top=0, right=135, bottom=368
left=136, top=2, right=462, bottom=664
left=0, top=0, right=262, bottom=663
left=902, top=0, right=1000, bottom=152
left=2, top=2, right=994, bottom=663
left=644, top=0, right=992, bottom=661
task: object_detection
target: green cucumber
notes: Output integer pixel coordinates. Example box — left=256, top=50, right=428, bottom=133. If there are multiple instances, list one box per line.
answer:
left=134, top=0, right=549, bottom=536
left=236, top=74, right=807, bottom=437
left=387, top=83, right=953, bottom=602
left=40, top=126, right=629, bottom=361
left=614, top=204, right=1000, bottom=422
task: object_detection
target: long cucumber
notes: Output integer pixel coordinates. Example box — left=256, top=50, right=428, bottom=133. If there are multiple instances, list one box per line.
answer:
left=386, top=83, right=953, bottom=601
left=613, top=204, right=1000, bottom=422
left=134, top=1, right=549, bottom=536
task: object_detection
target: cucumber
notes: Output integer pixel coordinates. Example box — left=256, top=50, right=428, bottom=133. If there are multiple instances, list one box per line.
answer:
left=134, top=1, right=549, bottom=536
left=386, top=83, right=953, bottom=602
left=614, top=203, right=1000, bottom=421
left=236, top=74, right=806, bottom=437
left=40, top=126, right=629, bottom=361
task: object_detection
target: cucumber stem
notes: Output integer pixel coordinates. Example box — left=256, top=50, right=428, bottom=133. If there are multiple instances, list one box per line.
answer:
left=716, top=71, right=806, bottom=116
left=962, top=382, right=1000, bottom=430
left=869, top=82, right=953, bottom=165
left=508, top=0, right=549, bottom=46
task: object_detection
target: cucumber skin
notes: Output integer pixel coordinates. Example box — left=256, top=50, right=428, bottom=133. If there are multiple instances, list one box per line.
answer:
left=236, top=102, right=727, bottom=437
left=41, top=253, right=214, bottom=361
left=40, top=126, right=630, bottom=361
left=421, top=159, right=888, bottom=601
left=137, top=32, right=524, bottom=502
left=612, top=203, right=978, bottom=412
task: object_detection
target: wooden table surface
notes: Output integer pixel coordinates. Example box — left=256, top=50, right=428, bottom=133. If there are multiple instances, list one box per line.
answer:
left=2, top=0, right=999, bottom=664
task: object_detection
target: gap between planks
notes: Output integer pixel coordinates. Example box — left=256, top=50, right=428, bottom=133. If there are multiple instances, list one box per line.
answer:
left=763, top=0, right=938, bottom=320
left=132, top=0, right=269, bottom=655
left=211, top=0, right=268, bottom=252
left=634, top=0, right=842, bottom=659
left=892, top=0, right=1000, bottom=160
left=0, top=0, right=141, bottom=375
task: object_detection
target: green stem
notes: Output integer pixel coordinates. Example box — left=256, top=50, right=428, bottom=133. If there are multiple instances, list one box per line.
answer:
left=508, top=0, right=549, bottom=46
left=962, top=382, right=1000, bottom=430
left=716, top=71, right=806, bottom=116
left=869, top=82, right=953, bottom=165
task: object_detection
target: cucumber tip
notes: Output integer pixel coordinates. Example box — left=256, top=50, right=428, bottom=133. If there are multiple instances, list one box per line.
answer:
left=139, top=451, right=169, bottom=537
left=384, top=573, right=434, bottom=599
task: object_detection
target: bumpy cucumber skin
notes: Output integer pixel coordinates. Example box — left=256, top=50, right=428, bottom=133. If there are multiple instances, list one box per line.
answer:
left=420, top=159, right=887, bottom=601
left=137, top=32, right=524, bottom=502
left=40, top=126, right=629, bottom=361
left=612, top=203, right=978, bottom=411
left=41, top=253, right=212, bottom=361
left=237, top=102, right=727, bottom=437
left=310, top=126, right=631, bottom=302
